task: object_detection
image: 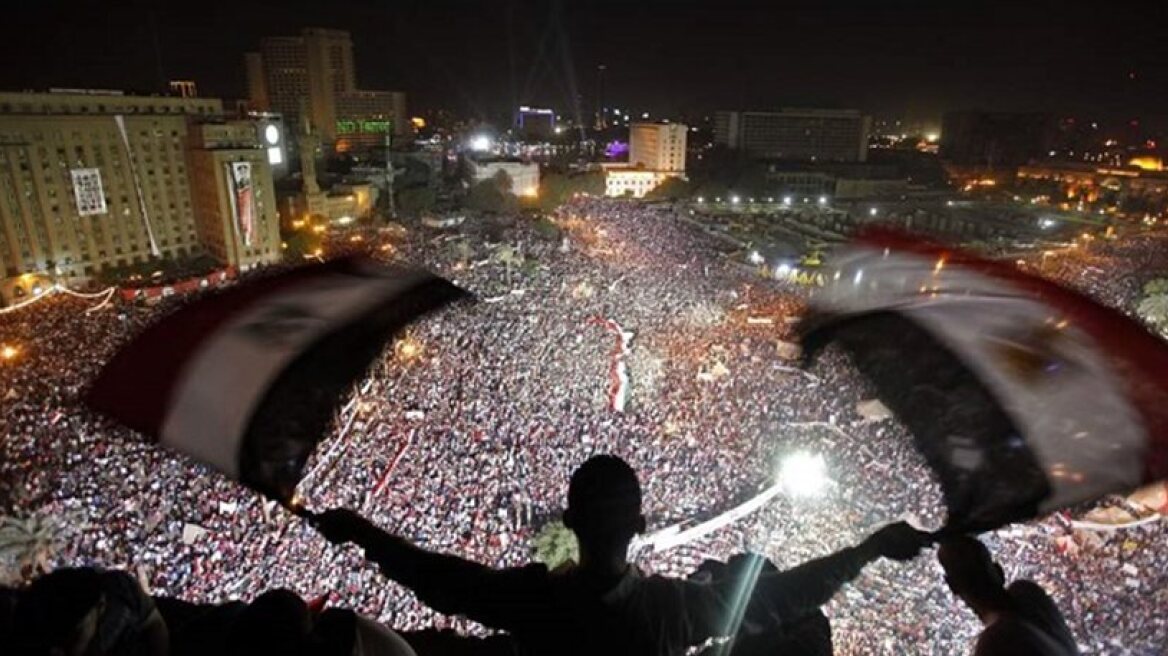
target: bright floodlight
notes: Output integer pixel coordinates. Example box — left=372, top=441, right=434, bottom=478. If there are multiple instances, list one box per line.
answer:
left=818, top=195, right=828, bottom=205
left=469, top=134, right=492, bottom=152
left=782, top=196, right=792, bottom=205
left=779, top=452, right=828, bottom=497
left=748, top=250, right=764, bottom=265
left=730, top=195, right=741, bottom=204
left=869, top=207, right=879, bottom=216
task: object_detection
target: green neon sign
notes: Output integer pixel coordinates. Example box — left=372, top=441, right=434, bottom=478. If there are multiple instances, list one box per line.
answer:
left=336, top=119, right=392, bottom=135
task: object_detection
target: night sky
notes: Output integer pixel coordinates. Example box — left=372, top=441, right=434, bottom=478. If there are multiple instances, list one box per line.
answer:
left=1, top=0, right=1164, bottom=125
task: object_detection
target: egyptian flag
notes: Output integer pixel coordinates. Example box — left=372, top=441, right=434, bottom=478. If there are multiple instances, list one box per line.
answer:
left=87, top=257, right=468, bottom=502
left=799, top=228, right=1168, bottom=532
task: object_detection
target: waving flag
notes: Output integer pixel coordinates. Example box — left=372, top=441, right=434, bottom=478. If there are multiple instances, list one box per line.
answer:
left=800, top=228, right=1168, bottom=531
left=87, top=258, right=467, bottom=502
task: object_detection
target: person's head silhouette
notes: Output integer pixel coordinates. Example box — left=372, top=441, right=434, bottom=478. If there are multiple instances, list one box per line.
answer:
left=563, top=455, right=646, bottom=572
left=938, top=535, right=1007, bottom=614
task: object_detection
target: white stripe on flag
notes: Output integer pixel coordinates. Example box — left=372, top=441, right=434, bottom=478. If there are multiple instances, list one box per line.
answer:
left=814, top=246, right=1146, bottom=512
left=160, top=271, right=431, bottom=477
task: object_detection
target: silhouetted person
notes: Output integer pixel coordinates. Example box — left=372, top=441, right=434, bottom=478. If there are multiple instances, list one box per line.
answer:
left=226, top=588, right=312, bottom=656
left=690, top=554, right=832, bottom=656
left=313, top=454, right=930, bottom=655
left=13, top=567, right=168, bottom=656
left=938, top=536, right=1079, bottom=655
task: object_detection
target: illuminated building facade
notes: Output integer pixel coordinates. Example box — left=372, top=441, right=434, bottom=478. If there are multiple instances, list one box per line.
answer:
left=715, top=109, right=870, bottom=162
left=187, top=121, right=282, bottom=270
left=0, top=90, right=280, bottom=299
left=629, top=122, right=687, bottom=172
left=1017, top=161, right=1168, bottom=215
left=604, top=169, right=679, bottom=198
left=335, top=90, right=407, bottom=151
left=602, top=122, right=687, bottom=198
left=245, top=28, right=408, bottom=151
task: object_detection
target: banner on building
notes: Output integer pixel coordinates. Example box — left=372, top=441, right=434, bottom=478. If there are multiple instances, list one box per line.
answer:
left=226, top=161, right=255, bottom=247
left=70, top=168, right=107, bottom=216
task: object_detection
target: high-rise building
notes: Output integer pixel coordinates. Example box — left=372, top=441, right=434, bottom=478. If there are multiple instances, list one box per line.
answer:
left=516, top=106, right=556, bottom=140
left=629, top=122, right=687, bottom=172
left=0, top=90, right=280, bottom=294
left=187, top=121, right=282, bottom=270
left=714, top=109, right=871, bottom=162
left=605, top=122, right=688, bottom=198
left=940, top=111, right=1056, bottom=168
left=335, top=90, right=406, bottom=152
left=595, top=64, right=607, bottom=129
left=245, top=28, right=408, bottom=151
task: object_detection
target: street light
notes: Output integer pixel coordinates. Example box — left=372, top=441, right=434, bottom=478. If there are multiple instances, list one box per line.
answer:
left=469, top=134, right=492, bottom=152
left=731, top=195, right=741, bottom=204
left=779, top=452, right=828, bottom=497
left=818, top=196, right=828, bottom=206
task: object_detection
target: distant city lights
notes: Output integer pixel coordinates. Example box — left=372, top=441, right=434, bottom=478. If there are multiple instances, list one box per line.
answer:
left=779, top=452, right=829, bottom=497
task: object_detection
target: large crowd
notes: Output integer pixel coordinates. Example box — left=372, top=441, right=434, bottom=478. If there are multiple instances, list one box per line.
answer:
left=2, top=198, right=1167, bottom=654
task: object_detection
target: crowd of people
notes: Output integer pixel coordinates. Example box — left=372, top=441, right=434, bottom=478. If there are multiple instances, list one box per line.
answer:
left=1, top=198, right=1167, bottom=654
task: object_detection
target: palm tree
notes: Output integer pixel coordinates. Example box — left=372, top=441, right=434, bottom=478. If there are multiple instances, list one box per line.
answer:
left=495, top=244, right=523, bottom=286
left=532, top=520, right=579, bottom=568
left=0, top=514, right=60, bottom=583
left=1138, top=293, right=1168, bottom=338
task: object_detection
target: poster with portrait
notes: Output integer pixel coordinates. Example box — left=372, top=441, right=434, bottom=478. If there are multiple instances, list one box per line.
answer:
left=70, top=168, right=108, bottom=216
left=227, top=161, right=255, bottom=246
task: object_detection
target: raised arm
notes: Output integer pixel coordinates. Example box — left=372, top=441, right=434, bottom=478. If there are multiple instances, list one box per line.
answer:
left=683, top=522, right=930, bottom=641
left=310, top=508, right=543, bottom=628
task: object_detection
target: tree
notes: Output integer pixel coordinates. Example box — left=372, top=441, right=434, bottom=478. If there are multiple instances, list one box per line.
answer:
left=398, top=157, right=434, bottom=188
left=531, top=520, right=578, bottom=568
left=0, top=514, right=60, bottom=582
left=1145, top=279, right=1168, bottom=296
left=495, top=244, right=523, bottom=285
left=644, top=176, right=692, bottom=201
left=1138, top=278, right=1168, bottom=337
left=396, top=186, right=436, bottom=217
left=537, top=172, right=606, bottom=211
left=466, top=179, right=518, bottom=214
left=452, top=239, right=474, bottom=266
left=491, top=169, right=515, bottom=194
